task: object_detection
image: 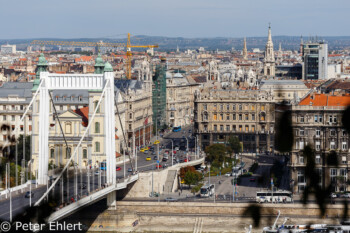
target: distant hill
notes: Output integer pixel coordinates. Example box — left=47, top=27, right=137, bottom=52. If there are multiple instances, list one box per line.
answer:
left=1, top=35, right=350, bottom=52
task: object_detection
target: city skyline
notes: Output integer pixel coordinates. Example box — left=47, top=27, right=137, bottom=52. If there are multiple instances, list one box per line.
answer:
left=0, top=0, right=348, bottom=39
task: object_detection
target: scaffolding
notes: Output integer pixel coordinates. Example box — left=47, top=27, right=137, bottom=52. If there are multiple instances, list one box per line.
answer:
left=152, top=60, right=167, bottom=132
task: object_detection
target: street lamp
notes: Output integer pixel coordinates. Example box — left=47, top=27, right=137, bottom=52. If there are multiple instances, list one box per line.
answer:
left=171, top=140, right=174, bottom=166
left=185, top=137, right=189, bottom=162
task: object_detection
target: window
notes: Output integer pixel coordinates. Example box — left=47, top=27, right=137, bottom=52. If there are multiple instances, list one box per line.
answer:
left=50, top=149, right=54, bottom=158
left=204, top=125, right=208, bottom=131
left=239, top=125, right=242, bottom=132
left=245, top=114, right=248, bottom=120
left=252, top=125, right=255, bottom=132
left=330, top=168, right=337, bottom=176
left=79, top=96, right=82, bottom=101
left=245, top=125, right=249, bottom=132
left=252, top=114, right=255, bottom=121
left=20, top=125, right=23, bottom=131
left=239, top=114, right=242, bottom=121
left=203, top=104, right=207, bottom=110
left=334, top=115, right=337, bottom=123
left=214, top=125, right=217, bottom=131
left=330, top=130, right=336, bottom=136
left=343, top=142, right=348, bottom=151
left=232, top=125, right=236, bottom=131
left=226, top=114, right=230, bottom=120
left=3, top=105, right=6, bottom=110
left=330, top=141, right=336, bottom=150
left=261, top=105, right=265, bottom=111
left=3, top=115, right=6, bottom=121
left=220, top=104, right=223, bottom=111
left=251, top=105, right=255, bottom=111
left=300, top=116, right=304, bottom=123
left=316, top=141, right=320, bottom=151
left=343, top=130, right=347, bottom=136
left=316, top=130, right=320, bottom=137
left=226, top=125, right=230, bottom=131
left=299, top=130, right=304, bottom=136
left=65, top=123, right=72, bottom=134
left=316, top=155, right=321, bottom=164
left=299, top=141, right=304, bottom=149
left=213, top=114, right=217, bottom=120
left=20, top=105, right=23, bottom=110
left=299, top=156, right=304, bottom=164
left=129, top=124, right=132, bottom=130
left=220, top=125, right=224, bottom=131
left=213, top=104, right=217, bottom=111
left=239, top=105, right=242, bottom=110
left=233, top=114, right=236, bottom=120
left=314, top=115, right=318, bottom=122
left=232, top=105, right=236, bottom=111
left=342, top=156, right=347, bottom=164
left=329, top=115, right=333, bottom=123
left=95, top=142, right=100, bottom=152
left=226, top=104, right=229, bottom=111
left=94, top=101, right=100, bottom=113
left=129, top=113, right=132, bottom=119
left=95, top=122, right=100, bottom=133
left=220, top=114, right=223, bottom=121
left=83, top=149, right=87, bottom=159
left=12, top=115, right=15, bottom=121
left=60, top=105, right=63, bottom=111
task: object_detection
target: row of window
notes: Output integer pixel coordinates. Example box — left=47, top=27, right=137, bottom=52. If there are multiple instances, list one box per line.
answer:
left=212, top=124, right=256, bottom=132
left=296, top=140, right=348, bottom=150
left=203, top=104, right=265, bottom=111
left=298, top=155, right=348, bottom=166
left=299, top=115, right=338, bottom=123
left=49, top=146, right=97, bottom=159
left=298, top=129, right=347, bottom=136
left=206, top=113, right=265, bottom=121
left=2, top=105, right=24, bottom=111
left=55, top=96, right=83, bottom=102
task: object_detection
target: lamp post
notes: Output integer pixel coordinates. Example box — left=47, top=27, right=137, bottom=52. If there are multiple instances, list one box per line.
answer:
left=185, top=137, right=189, bottom=162
left=171, top=140, right=174, bottom=166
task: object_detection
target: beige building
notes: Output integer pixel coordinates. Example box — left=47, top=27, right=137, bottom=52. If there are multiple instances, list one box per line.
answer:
left=260, top=80, right=310, bottom=103
left=290, top=93, right=350, bottom=193
left=166, top=72, right=200, bottom=127
left=194, top=88, right=275, bottom=152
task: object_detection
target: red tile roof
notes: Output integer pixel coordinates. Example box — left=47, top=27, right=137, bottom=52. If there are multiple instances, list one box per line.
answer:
left=299, top=93, right=350, bottom=107
left=74, top=106, right=89, bottom=126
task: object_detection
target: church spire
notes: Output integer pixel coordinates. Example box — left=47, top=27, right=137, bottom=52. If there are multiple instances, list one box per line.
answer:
left=267, top=23, right=272, bottom=43
left=263, top=23, right=275, bottom=77
left=243, top=37, right=248, bottom=60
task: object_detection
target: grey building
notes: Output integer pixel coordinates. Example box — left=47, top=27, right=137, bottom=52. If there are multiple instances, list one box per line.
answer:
left=302, top=41, right=328, bottom=80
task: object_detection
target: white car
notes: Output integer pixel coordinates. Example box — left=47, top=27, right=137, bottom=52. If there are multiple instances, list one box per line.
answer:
left=225, top=172, right=232, bottom=177
left=342, top=193, right=350, bottom=198
left=330, top=193, right=337, bottom=198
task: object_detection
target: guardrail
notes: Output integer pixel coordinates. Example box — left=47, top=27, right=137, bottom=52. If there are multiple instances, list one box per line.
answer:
left=47, top=174, right=139, bottom=223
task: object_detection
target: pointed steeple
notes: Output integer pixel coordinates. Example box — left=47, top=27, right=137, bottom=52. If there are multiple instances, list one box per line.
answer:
left=267, top=23, right=273, bottom=43
left=243, top=37, right=248, bottom=60
left=263, top=23, right=275, bottom=77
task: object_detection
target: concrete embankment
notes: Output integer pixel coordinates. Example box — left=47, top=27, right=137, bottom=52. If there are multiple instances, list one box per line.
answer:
left=84, top=201, right=347, bottom=232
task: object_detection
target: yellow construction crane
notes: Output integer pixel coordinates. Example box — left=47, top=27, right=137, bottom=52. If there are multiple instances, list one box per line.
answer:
left=31, top=33, right=158, bottom=79
left=125, top=33, right=158, bottom=79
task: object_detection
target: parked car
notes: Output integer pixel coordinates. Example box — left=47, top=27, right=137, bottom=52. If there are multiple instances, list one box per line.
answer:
left=342, top=193, right=350, bottom=198
left=128, top=168, right=133, bottom=172
left=154, top=156, right=158, bottom=160
left=162, top=157, right=168, bottom=162
left=144, top=150, right=149, bottom=154
left=225, top=172, right=232, bottom=177
left=116, top=166, right=121, bottom=171
left=330, top=193, right=337, bottom=198
left=95, top=171, right=100, bottom=175
left=164, top=197, right=178, bottom=202
left=25, top=191, right=34, bottom=198
left=156, top=164, right=162, bottom=169
left=152, top=151, right=156, bottom=155
left=146, top=156, right=151, bottom=161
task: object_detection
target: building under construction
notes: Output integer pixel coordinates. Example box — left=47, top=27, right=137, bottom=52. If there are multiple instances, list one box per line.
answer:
left=152, top=58, right=167, bottom=132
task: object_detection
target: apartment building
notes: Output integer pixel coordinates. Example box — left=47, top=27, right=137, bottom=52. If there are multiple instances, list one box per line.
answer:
left=290, top=93, right=350, bottom=193
left=194, top=88, right=275, bottom=152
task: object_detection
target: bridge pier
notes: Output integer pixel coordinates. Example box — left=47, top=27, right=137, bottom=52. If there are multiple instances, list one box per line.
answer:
left=107, top=191, right=117, bottom=209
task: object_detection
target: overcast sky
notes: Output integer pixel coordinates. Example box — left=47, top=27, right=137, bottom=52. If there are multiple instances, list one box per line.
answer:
left=0, top=0, right=348, bottom=39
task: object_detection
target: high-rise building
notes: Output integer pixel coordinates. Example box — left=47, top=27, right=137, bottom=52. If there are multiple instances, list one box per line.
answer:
left=302, top=41, right=328, bottom=80
left=263, top=25, right=275, bottom=77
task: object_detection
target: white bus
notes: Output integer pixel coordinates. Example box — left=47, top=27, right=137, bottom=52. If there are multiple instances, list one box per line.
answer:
left=200, top=184, right=215, bottom=197
left=256, top=190, right=293, bottom=203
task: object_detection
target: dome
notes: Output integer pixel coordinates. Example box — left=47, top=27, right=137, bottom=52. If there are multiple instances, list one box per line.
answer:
left=104, top=62, right=113, bottom=72
left=95, top=54, right=104, bottom=66
left=38, top=53, right=47, bottom=66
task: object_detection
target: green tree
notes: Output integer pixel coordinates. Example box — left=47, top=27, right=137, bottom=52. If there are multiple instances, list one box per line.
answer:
left=183, top=170, right=202, bottom=188
left=204, top=144, right=227, bottom=165
left=9, top=135, right=31, bottom=164
left=227, top=136, right=241, bottom=159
